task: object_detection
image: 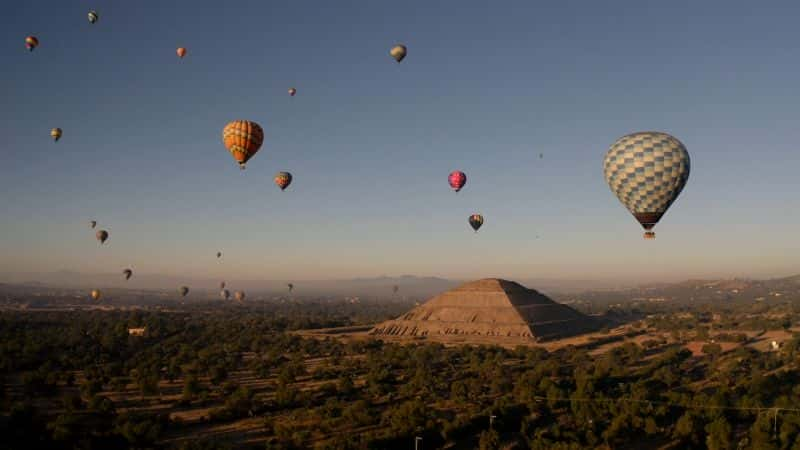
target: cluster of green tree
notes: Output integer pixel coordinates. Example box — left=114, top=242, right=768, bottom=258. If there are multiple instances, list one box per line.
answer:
left=2, top=309, right=800, bottom=449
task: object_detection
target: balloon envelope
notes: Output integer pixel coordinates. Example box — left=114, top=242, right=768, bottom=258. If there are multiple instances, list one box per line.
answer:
left=469, top=214, right=484, bottom=232
left=274, top=172, right=292, bottom=191
left=88, top=11, right=98, bottom=24
left=603, top=131, right=690, bottom=237
left=123, top=269, right=132, bottom=280
left=221, top=289, right=230, bottom=300
left=90, top=289, right=101, bottom=301
left=176, top=47, right=187, bottom=58
left=179, top=286, right=189, bottom=297
left=51, top=128, right=62, bottom=142
left=96, top=230, right=109, bottom=244
left=288, top=88, right=297, bottom=96
left=234, top=291, right=245, bottom=302
left=390, top=44, right=407, bottom=62
left=448, top=171, right=467, bottom=192
left=25, top=36, right=39, bottom=51
left=223, top=120, right=264, bottom=169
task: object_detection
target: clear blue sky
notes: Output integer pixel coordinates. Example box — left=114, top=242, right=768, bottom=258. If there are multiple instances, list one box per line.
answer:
left=2, top=0, right=800, bottom=283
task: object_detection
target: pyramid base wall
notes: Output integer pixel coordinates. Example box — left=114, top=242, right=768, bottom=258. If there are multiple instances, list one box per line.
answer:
left=370, top=318, right=599, bottom=342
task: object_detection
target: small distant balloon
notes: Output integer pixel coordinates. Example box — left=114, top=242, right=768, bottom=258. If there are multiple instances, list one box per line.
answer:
left=222, top=120, right=264, bottom=170
left=448, top=171, right=467, bottom=192
left=25, top=36, right=39, bottom=52
left=287, top=283, right=294, bottom=293
left=219, top=281, right=226, bottom=290
left=96, top=230, right=109, bottom=244
left=390, top=44, right=407, bottom=63
left=539, top=153, right=544, bottom=159
left=90, top=289, right=101, bottom=301
left=179, top=286, right=189, bottom=297
left=88, top=11, right=99, bottom=24
left=469, top=214, right=484, bottom=233
left=234, top=291, right=245, bottom=302
left=288, top=87, right=297, bottom=97
left=123, top=269, right=132, bottom=280
left=50, top=128, right=62, bottom=142
left=89, top=220, right=97, bottom=229
left=221, top=289, right=231, bottom=300
left=176, top=47, right=187, bottom=58
left=274, top=172, right=292, bottom=191
left=392, top=285, right=399, bottom=294
left=217, top=251, right=222, bottom=259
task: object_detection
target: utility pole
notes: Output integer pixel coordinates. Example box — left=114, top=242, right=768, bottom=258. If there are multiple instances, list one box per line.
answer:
left=415, top=436, right=423, bottom=450
left=490, top=414, right=497, bottom=429
left=773, top=408, right=779, bottom=439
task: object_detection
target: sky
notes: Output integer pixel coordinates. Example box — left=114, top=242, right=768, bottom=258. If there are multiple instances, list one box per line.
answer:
left=2, top=0, right=800, bottom=284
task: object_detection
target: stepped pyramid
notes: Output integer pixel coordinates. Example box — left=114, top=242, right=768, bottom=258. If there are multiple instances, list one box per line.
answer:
left=370, top=278, right=599, bottom=342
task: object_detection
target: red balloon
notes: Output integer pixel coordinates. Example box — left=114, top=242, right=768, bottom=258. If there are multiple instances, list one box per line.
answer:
left=448, top=171, right=467, bottom=192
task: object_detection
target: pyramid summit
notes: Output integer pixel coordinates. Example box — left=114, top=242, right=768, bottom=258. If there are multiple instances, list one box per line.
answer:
left=370, top=278, right=599, bottom=342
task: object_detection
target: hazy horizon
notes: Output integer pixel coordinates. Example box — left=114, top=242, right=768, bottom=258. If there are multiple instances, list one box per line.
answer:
left=4, top=1, right=800, bottom=282
left=2, top=268, right=799, bottom=295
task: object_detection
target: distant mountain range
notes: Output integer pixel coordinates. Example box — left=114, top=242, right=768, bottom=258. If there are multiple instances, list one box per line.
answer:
left=558, top=274, right=800, bottom=307
left=2, top=270, right=798, bottom=300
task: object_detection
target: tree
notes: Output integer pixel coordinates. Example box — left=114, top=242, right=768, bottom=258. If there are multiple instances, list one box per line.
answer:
left=451, top=380, right=469, bottom=403
left=702, top=343, right=723, bottom=359
left=385, top=399, right=427, bottom=436
left=674, top=411, right=702, bottom=446
left=750, top=412, right=778, bottom=450
left=182, top=373, right=201, bottom=401
left=479, top=429, right=500, bottom=450
left=705, top=416, right=732, bottom=450
left=337, top=374, right=355, bottom=398
left=275, top=382, right=298, bottom=408
left=209, top=364, right=229, bottom=386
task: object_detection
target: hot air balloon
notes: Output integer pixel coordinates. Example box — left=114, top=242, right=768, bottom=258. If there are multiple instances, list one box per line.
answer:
left=221, top=289, right=231, bottom=300
left=219, top=281, right=226, bottom=290
left=90, top=289, right=101, bottom=301
left=89, top=220, right=96, bottom=229
left=217, top=251, right=222, bottom=259
left=96, top=230, right=109, bottom=244
left=176, top=47, right=187, bottom=58
left=469, top=214, right=484, bottom=233
left=390, top=44, right=407, bottom=63
left=222, top=120, right=264, bottom=169
left=25, top=36, right=39, bottom=52
left=179, top=286, right=189, bottom=297
left=392, top=285, right=399, bottom=295
left=448, top=171, right=467, bottom=192
left=287, top=283, right=294, bottom=293
left=288, top=87, right=297, bottom=97
left=274, top=172, right=292, bottom=191
left=51, top=128, right=62, bottom=142
left=539, top=153, right=544, bottom=159
left=234, top=291, right=245, bottom=302
left=603, top=131, right=690, bottom=239
left=88, top=11, right=98, bottom=24
left=123, top=269, right=132, bottom=280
